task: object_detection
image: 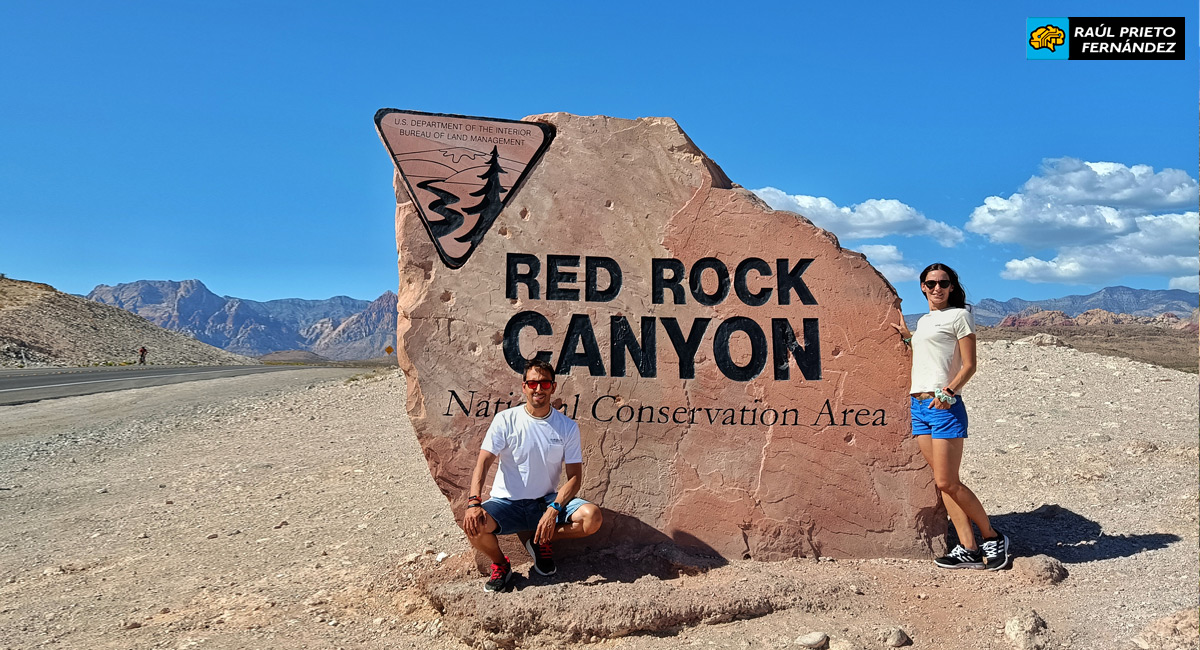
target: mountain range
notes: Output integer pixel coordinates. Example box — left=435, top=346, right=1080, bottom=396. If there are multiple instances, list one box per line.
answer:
left=86, top=280, right=396, bottom=360
left=1, top=277, right=255, bottom=368
left=88, top=280, right=1196, bottom=359
left=901, top=286, right=1197, bottom=328
left=970, top=286, right=1199, bottom=325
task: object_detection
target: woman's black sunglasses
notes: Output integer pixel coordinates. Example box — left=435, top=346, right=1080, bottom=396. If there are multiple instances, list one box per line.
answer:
left=923, top=280, right=952, bottom=289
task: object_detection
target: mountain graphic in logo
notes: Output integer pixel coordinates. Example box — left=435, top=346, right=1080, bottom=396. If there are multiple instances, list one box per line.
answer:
left=375, top=109, right=555, bottom=269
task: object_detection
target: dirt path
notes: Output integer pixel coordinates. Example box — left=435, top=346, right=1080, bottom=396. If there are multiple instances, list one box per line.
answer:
left=0, top=345, right=1196, bottom=650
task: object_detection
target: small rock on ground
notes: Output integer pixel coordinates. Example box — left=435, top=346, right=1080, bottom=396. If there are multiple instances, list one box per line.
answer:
left=1004, top=609, right=1048, bottom=650
left=882, top=627, right=910, bottom=647
left=1132, top=608, right=1200, bottom=650
left=795, top=631, right=828, bottom=648
left=1013, top=555, right=1068, bottom=585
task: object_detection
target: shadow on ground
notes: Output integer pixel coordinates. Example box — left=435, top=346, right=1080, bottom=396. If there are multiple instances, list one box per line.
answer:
left=493, top=511, right=729, bottom=591
left=985, top=504, right=1180, bottom=563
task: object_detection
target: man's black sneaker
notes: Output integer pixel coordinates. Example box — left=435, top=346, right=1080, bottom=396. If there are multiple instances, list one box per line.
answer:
left=523, top=537, right=557, bottom=576
left=484, top=558, right=513, bottom=592
left=981, top=531, right=1011, bottom=571
left=934, top=544, right=984, bottom=569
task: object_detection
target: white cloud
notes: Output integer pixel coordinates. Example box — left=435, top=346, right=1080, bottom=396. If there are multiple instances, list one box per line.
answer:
left=966, top=157, right=1199, bottom=248
left=971, top=157, right=1200, bottom=288
left=1000, top=212, right=1199, bottom=285
left=1107, top=211, right=1200, bottom=258
left=1023, top=158, right=1198, bottom=209
left=753, top=187, right=963, bottom=246
left=854, top=244, right=918, bottom=284
left=967, top=194, right=1136, bottom=246
left=1169, top=275, right=1199, bottom=292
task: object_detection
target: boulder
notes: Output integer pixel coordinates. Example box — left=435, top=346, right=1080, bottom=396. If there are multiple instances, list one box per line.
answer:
left=381, top=111, right=941, bottom=560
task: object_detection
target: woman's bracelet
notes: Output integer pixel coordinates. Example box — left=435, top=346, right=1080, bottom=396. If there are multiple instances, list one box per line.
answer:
left=933, top=388, right=957, bottom=405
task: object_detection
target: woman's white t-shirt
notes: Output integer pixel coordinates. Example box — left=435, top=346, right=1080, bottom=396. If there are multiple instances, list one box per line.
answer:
left=909, top=307, right=975, bottom=394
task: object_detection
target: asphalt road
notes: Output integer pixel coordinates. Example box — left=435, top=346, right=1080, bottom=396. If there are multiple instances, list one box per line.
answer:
left=0, top=365, right=314, bottom=406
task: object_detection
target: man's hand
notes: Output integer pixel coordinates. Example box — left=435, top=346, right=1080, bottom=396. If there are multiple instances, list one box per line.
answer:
left=463, top=505, right=486, bottom=535
left=534, top=507, right=558, bottom=545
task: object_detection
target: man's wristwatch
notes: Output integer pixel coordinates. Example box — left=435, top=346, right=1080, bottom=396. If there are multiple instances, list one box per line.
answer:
left=549, top=501, right=564, bottom=513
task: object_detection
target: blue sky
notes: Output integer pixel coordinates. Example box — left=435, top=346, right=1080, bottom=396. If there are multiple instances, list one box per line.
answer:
left=2, top=2, right=1196, bottom=312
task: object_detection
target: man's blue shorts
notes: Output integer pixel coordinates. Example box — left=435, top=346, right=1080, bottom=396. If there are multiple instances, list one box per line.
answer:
left=910, top=396, right=969, bottom=439
left=481, top=493, right=589, bottom=535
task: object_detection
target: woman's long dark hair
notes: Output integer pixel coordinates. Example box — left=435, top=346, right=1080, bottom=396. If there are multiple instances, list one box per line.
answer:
left=920, top=263, right=967, bottom=309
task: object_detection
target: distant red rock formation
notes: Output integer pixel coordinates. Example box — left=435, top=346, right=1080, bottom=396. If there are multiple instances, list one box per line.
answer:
left=995, top=307, right=1200, bottom=332
left=1074, top=309, right=1123, bottom=326
left=997, top=309, right=1075, bottom=327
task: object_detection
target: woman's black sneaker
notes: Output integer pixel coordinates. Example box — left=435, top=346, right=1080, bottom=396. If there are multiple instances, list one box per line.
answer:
left=524, top=538, right=557, bottom=576
left=484, top=557, right=513, bottom=592
left=981, top=532, right=1011, bottom=570
left=934, top=544, right=984, bottom=569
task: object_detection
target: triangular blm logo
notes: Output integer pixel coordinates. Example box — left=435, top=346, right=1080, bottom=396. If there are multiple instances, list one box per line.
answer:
left=375, top=109, right=555, bottom=269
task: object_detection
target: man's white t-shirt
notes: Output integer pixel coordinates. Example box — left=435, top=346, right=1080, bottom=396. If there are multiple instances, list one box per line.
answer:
left=481, top=406, right=583, bottom=500
left=909, top=307, right=975, bottom=394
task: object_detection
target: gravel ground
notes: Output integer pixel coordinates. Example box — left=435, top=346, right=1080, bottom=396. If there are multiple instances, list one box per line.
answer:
left=0, top=343, right=1196, bottom=650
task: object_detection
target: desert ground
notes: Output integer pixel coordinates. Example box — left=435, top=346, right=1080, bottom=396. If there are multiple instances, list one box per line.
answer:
left=0, top=341, right=1196, bottom=650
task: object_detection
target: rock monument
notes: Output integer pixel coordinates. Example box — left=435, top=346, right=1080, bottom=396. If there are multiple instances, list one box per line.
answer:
left=377, top=110, right=941, bottom=560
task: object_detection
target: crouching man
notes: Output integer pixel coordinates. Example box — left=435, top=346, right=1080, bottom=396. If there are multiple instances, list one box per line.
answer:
left=461, top=359, right=603, bottom=592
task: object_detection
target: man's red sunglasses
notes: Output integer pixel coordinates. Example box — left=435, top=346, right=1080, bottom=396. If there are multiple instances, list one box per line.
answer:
left=523, top=380, right=555, bottom=390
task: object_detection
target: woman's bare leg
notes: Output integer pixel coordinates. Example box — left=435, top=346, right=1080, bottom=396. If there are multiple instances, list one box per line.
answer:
left=915, top=435, right=996, bottom=549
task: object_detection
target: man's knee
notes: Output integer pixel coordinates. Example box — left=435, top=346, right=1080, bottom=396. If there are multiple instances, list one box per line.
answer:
left=462, top=515, right=498, bottom=539
left=573, top=504, right=602, bottom=535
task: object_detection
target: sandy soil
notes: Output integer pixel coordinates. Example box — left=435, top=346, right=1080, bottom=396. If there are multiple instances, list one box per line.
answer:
left=0, top=344, right=1196, bottom=650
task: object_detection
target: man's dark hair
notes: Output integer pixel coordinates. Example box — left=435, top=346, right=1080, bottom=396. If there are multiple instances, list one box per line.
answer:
left=523, top=358, right=556, bottom=381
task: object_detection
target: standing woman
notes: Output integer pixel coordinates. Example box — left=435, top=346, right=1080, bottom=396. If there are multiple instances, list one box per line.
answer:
left=893, top=263, right=1011, bottom=570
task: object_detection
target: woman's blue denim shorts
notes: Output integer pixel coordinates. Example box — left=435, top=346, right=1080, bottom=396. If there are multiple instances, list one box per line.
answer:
left=910, top=396, right=968, bottom=439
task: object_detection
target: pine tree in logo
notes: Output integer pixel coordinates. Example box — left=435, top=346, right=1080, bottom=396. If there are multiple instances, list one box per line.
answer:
left=456, top=146, right=508, bottom=246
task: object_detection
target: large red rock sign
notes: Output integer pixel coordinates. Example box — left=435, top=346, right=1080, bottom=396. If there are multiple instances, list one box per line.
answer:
left=380, top=111, right=941, bottom=560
